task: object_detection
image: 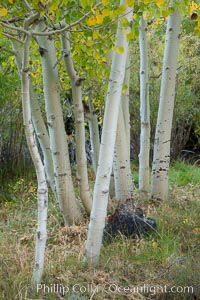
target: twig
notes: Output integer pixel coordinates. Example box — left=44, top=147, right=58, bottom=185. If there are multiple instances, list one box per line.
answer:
left=2, top=32, right=23, bottom=44
left=0, top=46, right=16, bottom=55
left=0, top=22, right=29, bottom=35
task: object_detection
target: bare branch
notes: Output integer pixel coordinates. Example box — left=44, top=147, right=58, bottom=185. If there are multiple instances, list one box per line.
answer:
left=0, top=21, right=29, bottom=35
left=0, top=46, right=16, bottom=55
left=24, top=12, right=39, bottom=30
left=32, top=2, right=103, bottom=36
left=22, top=0, right=32, bottom=10
left=2, top=32, right=24, bottom=44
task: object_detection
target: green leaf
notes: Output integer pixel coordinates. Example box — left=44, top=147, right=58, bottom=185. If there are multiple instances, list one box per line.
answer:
left=80, top=0, right=94, bottom=8
left=126, top=31, right=135, bottom=41
left=121, top=17, right=130, bottom=27
left=113, top=46, right=124, bottom=54
left=161, top=10, right=169, bottom=17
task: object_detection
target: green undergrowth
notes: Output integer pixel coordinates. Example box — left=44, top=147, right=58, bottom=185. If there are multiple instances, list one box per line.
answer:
left=0, top=162, right=200, bottom=299
left=169, top=160, right=200, bottom=186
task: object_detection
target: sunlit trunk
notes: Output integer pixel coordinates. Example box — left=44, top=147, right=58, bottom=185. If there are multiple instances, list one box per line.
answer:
left=113, top=53, right=133, bottom=202
left=84, top=1, right=133, bottom=266
left=61, top=32, right=92, bottom=214
left=87, top=95, right=100, bottom=175
left=36, top=23, right=83, bottom=225
left=151, top=10, right=181, bottom=200
left=139, top=16, right=150, bottom=192
left=21, top=32, right=48, bottom=285
left=12, top=41, right=56, bottom=200
left=113, top=105, right=134, bottom=202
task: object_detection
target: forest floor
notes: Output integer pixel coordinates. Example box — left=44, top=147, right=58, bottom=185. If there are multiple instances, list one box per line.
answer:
left=0, top=161, right=200, bottom=300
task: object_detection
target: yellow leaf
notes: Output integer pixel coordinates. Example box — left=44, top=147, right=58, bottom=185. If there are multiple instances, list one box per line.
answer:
left=102, top=8, right=111, bottom=17
left=154, top=0, right=166, bottom=8
left=102, top=0, right=109, bottom=6
left=86, top=40, right=93, bottom=47
left=161, top=10, right=169, bottom=17
left=194, top=26, right=200, bottom=36
left=87, top=17, right=96, bottom=26
left=155, top=0, right=165, bottom=3
left=28, top=186, right=36, bottom=193
left=144, top=0, right=149, bottom=4
left=122, top=86, right=128, bottom=94
left=113, top=46, right=124, bottom=54
left=190, top=1, right=199, bottom=14
left=8, top=0, right=16, bottom=3
left=193, top=227, right=200, bottom=234
left=126, top=0, right=134, bottom=6
left=48, top=2, right=59, bottom=15
left=94, top=51, right=100, bottom=59
left=0, top=7, right=8, bottom=17
left=143, top=11, right=150, bottom=20
left=152, top=241, right=158, bottom=248
left=93, top=31, right=99, bottom=39
left=96, top=14, right=104, bottom=24
left=118, top=4, right=126, bottom=14
left=126, top=31, right=135, bottom=40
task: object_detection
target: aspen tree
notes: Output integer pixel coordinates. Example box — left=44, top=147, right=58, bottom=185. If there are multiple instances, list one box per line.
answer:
left=151, top=9, right=181, bottom=200
left=84, top=0, right=133, bottom=266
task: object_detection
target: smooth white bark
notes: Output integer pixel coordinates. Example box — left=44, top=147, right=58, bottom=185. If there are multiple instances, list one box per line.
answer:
left=122, top=50, right=131, bottom=159
left=21, top=32, right=48, bottom=285
left=139, top=17, right=150, bottom=192
left=113, top=105, right=134, bottom=202
left=36, top=23, right=82, bottom=225
left=88, top=96, right=100, bottom=175
left=84, top=1, right=133, bottom=266
left=151, top=10, right=181, bottom=200
left=113, top=53, right=133, bottom=202
left=61, top=32, right=92, bottom=214
left=12, top=41, right=56, bottom=200
left=29, top=83, right=57, bottom=199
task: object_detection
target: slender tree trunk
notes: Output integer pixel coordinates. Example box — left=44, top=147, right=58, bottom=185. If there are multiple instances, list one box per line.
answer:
left=12, top=41, right=57, bottom=200
left=21, top=32, right=48, bottom=285
left=36, top=23, right=82, bottom=225
left=151, top=9, right=181, bottom=200
left=122, top=50, right=131, bottom=160
left=29, top=83, right=57, bottom=199
left=84, top=1, right=133, bottom=266
left=113, top=105, right=134, bottom=202
left=61, top=32, right=92, bottom=214
left=139, top=16, right=150, bottom=192
left=87, top=95, right=100, bottom=175
left=113, top=53, right=133, bottom=202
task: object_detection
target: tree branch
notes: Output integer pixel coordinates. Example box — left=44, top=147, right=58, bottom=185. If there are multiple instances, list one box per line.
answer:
left=0, top=46, right=16, bottom=55
left=2, top=32, right=23, bottom=44
left=0, top=22, right=29, bottom=35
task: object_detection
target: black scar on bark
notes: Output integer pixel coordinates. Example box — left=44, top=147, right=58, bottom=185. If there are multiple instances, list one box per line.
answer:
left=102, top=204, right=157, bottom=244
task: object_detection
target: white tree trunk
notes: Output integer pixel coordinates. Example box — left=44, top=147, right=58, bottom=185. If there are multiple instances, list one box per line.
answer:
left=29, top=82, right=57, bottom=199
left=21, top=33, right=48, bottom=285
left=36, top=23, right=82, bottom=225
left=61, top=32, right=92, bottom=214
left=113, top=52, right=133, bottom=202
left=12, top=41, right=56, bottom=199
left=88, top=96, right=100, bottom=175
left=122, top=50, right=131, bottom=160
left=84, top=1, right=133, bottom=266
left=139, top=16, right=150, bottom=192
left=151, top=10, right=181, bottom=200
left=113, top=105, right=134, bottom=202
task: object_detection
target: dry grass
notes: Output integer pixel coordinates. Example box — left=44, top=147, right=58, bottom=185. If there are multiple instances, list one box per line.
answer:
left=0, top=163, right=200, bottom=300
